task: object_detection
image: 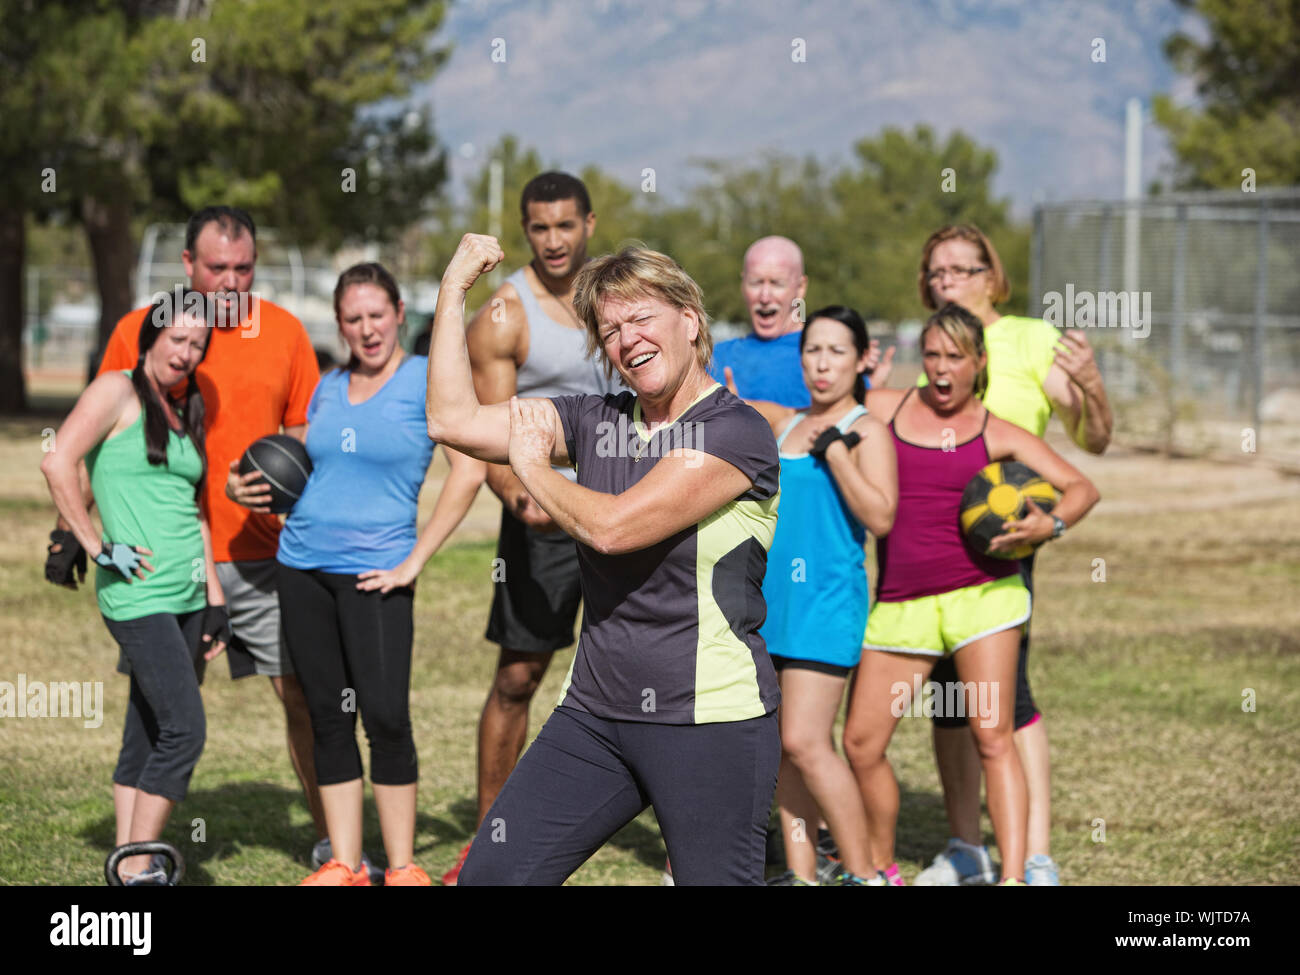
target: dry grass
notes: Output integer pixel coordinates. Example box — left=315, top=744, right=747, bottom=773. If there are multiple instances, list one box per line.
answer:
left=2, top=413, right=1297, bottom=885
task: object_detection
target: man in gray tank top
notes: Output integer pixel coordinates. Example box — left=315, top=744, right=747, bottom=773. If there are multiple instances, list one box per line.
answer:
left=441, top=172, right=619, bottom=884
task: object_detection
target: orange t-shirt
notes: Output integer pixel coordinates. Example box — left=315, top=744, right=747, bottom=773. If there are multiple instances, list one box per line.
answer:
left=98, top=298, right=321, bottom=562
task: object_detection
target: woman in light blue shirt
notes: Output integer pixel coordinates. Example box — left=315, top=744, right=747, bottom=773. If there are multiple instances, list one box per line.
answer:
left=269, top=263, right=484, bottom=886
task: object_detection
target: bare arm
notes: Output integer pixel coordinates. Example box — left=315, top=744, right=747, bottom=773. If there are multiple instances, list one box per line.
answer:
left=356, top=446, right=488, bottom=593
left=506, top=397, right=753, bottom=556
left=40, top=374, right=134, bottom=559
left=198, top=513, right=224, bottom=606
left=984, top=416, right=1101, bottom=553
left=46, top=458, right=96, bottom=589
left=822, top=413, right=898, bottom=537
left=1043, top=330, right=1113, bottom=454
left=469, top=280, right=558, bottom=530
left=197, top=511, right=228, bottom=660
left=426, top=234, right=568, bottom=466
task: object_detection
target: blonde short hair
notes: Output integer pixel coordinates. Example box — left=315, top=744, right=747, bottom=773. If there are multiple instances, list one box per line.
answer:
left=918, top=224, right=1011, bottom=311
left=573, top=246, right=713, bottom=378
left=922, top=303, right=989, bottom=400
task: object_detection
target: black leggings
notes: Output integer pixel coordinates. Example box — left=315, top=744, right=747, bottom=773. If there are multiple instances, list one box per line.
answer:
left=276, top=565, right=417, bottom=786
left=459, top=706, right=781, bottom=886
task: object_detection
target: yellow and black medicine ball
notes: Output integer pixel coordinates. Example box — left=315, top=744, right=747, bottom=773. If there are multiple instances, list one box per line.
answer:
left=960, top=461, right=1059, bottom=560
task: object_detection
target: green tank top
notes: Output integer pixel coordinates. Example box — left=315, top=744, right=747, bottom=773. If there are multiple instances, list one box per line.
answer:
left=85, top=386, right=206, bottom=621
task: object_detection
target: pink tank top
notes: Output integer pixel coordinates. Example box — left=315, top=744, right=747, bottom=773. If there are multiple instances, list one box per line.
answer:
left=876, top=390, right=1018, bottom=602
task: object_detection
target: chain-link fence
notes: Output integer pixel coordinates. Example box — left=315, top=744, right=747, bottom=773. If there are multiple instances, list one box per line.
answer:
left=24, top=226, right=449, bottom=386
left=1029, top=188, right=1300, bottom=459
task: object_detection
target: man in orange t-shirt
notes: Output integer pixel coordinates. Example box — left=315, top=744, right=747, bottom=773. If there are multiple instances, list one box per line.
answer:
left=49, top=206, right=327, bottom=854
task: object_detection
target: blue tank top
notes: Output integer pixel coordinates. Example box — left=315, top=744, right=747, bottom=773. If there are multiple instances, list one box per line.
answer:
left=760, top=404, right=869, bottom=667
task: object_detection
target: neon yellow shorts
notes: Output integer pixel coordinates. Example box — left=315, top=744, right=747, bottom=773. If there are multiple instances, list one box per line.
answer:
left=863, top=575, right=1031, bottom=657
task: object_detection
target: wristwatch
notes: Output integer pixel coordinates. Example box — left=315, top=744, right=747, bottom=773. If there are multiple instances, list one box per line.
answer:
left=1051, top=516, right=1067, bottom=539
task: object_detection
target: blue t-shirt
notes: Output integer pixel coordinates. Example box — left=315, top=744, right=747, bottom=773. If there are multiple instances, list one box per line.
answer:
left=277, top=355, right=435, bottom=574
left=709, top=332, right=809, bottom=409
left=709, top=331, right=873, bottom=409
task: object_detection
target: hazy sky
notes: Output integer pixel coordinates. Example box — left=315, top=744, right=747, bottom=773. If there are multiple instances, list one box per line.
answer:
left=411, top=0, right=1201, bottom=216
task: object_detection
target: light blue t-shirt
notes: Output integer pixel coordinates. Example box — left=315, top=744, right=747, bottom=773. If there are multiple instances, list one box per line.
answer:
left=277, top=355, right=435, bottom=574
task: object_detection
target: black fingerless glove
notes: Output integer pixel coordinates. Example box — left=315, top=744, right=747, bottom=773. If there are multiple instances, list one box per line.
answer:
left=202, top=604, right=232, bottom=648
left=809, top=428, right=861, bottom=460
left=45, top=530, right=87, bottom=587
left=94, top=541, right=142, bottom=581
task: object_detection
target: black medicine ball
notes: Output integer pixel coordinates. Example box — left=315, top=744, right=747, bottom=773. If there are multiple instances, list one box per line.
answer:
left=239, top=434, right=312, bottom=514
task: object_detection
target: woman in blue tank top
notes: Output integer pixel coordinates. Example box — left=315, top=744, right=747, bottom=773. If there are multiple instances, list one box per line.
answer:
left=728, top=306, right=897, bottom=885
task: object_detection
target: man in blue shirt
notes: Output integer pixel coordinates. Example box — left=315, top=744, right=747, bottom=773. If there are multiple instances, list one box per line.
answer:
left=710, top=236, right=892, bottom=406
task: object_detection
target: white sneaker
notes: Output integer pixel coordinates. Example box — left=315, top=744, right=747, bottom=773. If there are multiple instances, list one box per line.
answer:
left=914, top=838, right=997, bottom=886
left=1024, top=854, right=1061, bottom=886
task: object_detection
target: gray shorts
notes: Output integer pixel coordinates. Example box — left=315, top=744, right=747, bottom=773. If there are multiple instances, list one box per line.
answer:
left=216, top=559, right=293, bottom=679
left=114, top=558, right=292, bottom=680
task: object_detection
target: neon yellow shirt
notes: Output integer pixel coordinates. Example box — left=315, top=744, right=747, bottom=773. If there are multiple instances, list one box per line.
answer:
left=918, top=315, right=1060, bottom=436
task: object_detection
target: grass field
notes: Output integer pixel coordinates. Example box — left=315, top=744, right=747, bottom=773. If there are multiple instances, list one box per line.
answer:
left=2, top=404, right=1298, bottom=886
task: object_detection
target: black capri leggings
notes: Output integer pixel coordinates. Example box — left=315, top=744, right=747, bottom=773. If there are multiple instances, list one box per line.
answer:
left=276, top=565, right=417, bottom=786
left=105, top=610, right=207, bottom=802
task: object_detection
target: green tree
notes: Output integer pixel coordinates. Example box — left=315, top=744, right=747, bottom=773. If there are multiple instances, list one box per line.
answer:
left=0, top=0, right=451, bottom=411
left=444, top=126, right=1027, bottom=336
left=1153, top=0, right=1300, bottom=188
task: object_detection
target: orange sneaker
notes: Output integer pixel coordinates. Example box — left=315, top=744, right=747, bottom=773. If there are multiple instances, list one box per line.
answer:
left=385, top=863, right=433, bottom=886
left=300, top=858, right=371, bottom=886
left=440, top=841, right=472, bottom=886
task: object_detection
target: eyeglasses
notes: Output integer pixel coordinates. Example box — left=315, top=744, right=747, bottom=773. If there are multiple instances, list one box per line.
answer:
left=926, top=265, right=988, bottom=283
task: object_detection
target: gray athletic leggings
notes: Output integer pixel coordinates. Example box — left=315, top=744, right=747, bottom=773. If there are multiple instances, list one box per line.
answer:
left=104, top=610, right=207, bottom=802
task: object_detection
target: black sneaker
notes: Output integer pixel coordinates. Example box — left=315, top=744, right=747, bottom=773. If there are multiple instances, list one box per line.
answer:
left=816, top=827, right=840, bottom=860
left=814, top=828, right=842, bottom=884
left=767, top=869, right=816, bottom=886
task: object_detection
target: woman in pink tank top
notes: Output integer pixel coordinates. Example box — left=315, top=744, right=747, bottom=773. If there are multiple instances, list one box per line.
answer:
left=841, top=304, right=1100, bottom=885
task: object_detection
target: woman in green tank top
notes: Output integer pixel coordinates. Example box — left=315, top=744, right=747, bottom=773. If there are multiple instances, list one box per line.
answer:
left=41, top=293, right=230, bottom=884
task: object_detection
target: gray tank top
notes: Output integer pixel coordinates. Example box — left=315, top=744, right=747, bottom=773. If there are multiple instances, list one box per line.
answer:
left=508, top=267, right=620, bottom=400
left=508, top=267, right=619, bottom=481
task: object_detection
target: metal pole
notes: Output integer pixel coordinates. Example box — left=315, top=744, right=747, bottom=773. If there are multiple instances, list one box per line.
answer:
left=1252, top=202, right=1269, bottom=441
left=488, top=158, right=504, bottom=289
left=1123, top=98, right=1143, bottom=320
left=1171, top=205, right=1187, bottom=383
left=1029, top=206, right=1044, bottom=318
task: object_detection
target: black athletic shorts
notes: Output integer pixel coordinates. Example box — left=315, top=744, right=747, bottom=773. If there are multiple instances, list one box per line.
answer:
left=484, top=508, right=583, bottom=654
left=770, top=654, right=853, bottom=679
left=932, top=552, right=1039, bottom=730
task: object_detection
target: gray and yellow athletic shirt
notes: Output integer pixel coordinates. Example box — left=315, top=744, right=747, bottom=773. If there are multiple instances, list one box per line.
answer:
left=551, top=383, right=782, bottom=725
